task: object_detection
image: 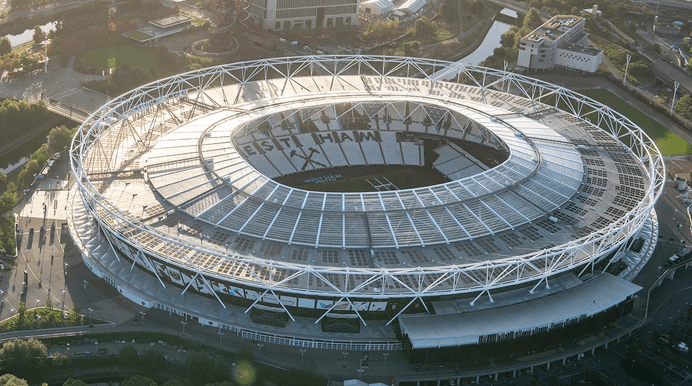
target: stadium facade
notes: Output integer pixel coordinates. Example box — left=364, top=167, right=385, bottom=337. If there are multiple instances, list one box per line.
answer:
left=68, top=56, right=664, bottom=357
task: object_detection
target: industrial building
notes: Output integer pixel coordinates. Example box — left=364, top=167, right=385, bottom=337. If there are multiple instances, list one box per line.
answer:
left=517, top=15, right=603, bottom=73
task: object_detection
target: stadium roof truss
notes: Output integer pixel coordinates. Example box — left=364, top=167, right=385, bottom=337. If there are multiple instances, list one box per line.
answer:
left=71, top=56, right=665, bottom=321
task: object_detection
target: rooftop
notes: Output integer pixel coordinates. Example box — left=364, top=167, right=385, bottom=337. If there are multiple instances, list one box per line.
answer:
left=559, top=42, right=602, bottom=56
left=79, top=74, right=651, bottom=295
left=399, top=273, right=642, bottom=348
left=524, top=15, right=584, bottom=43
left=149, top=13, right=194, bottom=28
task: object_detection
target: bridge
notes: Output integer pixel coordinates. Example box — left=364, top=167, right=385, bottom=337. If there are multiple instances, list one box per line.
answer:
left=46, top=99, right=92, bottom=123
left=42, top=86, right=110, bottom=123
left=652, top=60, right=692, bottom=94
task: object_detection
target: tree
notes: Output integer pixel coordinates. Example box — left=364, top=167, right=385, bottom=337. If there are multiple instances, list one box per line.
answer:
left=118, top=344, right=140, bottom=366
left=185, top=352, right=230, bottom=385
left=45, top=296, right=53, bottom=310
left=415, top=16, right=437, bottom=39
left=0, top=339, right=48, bottom=380
left=160, top=380, right=192, bottom=386
left=0, top=374, right=28, bottom=386
left=674, top=94, right=692, bottom=120
left=48, top=125, right=72, bottom=153
left=141, top=349, right=166, bottom=371
left=63, top=379, right=87, bottom=386
left=66, top=305, right=82, bottom=325
left=0, top=171, right=7, bottom=192
left=0, top=37, right=10, bottom=56
left=32, top=27, right=46, bottom=45
left=440, top=0, right=457, bottom=23
left=52, top=352, right=72, bottom=369
left=120, top=375, right=157, bottom=386
left=523, top=8, right=543, bottom=31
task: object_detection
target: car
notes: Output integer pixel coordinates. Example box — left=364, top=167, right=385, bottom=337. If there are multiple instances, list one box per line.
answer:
left=303, top=45, right=310, bottom=51
left=290, top=40, right=298, bottom=46
left=674, top=342, right=689, bottom=353
left=316, top=50, right=324, bottom=55
left=278, top=38, right=286, bottom=43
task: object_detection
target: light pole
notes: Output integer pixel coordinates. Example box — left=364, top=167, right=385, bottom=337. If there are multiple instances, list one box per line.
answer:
left=61, top=289, right=65, bottom=311
left=88, top=307, right=93, bottom=324
left=342, top=351, right=348, bottom=368
left=623, top=54, right=631, bottom=86
left=218, top=330, right=224, bottom=345
left=257, top=343, right=264, bottom=358
left=357, top=368, right=364, bottom=379
left=671, top=81, right=680, bottom=114
left=181, top=320, right=187, bottom=334
left=41, top=40, right=49, bottom=74
left=299, top=349, right=307, bottom=364
left=383, top=352, right=389, bottom=369
left=140, top=311, right=146, bottom=326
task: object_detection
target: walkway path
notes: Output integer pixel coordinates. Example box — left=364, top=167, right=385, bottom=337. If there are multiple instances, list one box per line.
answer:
left=0, top=56, right=108, bottom=108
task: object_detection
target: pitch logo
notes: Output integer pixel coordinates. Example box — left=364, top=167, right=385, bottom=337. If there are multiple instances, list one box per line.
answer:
left=290, top=147, right=326, bottom=170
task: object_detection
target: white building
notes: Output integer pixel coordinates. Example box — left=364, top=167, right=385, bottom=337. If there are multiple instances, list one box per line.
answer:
left=248, top=0, right=360, bottom=31
left=360, top=0, right=394, bottom=16
left=517, top=15, right=602, bottom=73
left=397, top=0, right=426, bottom=15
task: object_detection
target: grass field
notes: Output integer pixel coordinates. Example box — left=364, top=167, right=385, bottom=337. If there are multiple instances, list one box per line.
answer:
left=276, top=165, right=450, bottom=192
left=578, top=89, right=690, bottom=156
left=79, top=45, right=156, bottom=70
left=123, top=30, right=153, bottom=41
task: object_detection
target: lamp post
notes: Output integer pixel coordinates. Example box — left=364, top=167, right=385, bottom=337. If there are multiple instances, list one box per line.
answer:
left=299, top=348, right=307, bottom=364
left=218, top=330, right=224, bottom=345
left=181, top=320, right=187, bottom=334
left=41, top=40, right=49, bottom=74
left=342, top=351, right=348, bottom=368
left=671, top=81, right=680, bottom=114
left=383, top=352, right=389, bottom=369
left=357, top=368, right=364, bottom=379
left=140, top=311, right=146, bottom=326
left=61, top=289, right=65, bottom=311
left=257, top=343, right=264, bottom=358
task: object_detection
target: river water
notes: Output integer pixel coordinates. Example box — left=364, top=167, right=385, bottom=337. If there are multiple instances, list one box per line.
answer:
left=430, top=15, right=515, bottom=80
left=5, top=21, right=56, bottom=47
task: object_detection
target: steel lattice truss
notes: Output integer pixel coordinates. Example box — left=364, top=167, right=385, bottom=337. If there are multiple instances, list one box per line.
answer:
left=70, top=56, right=665, bottom=317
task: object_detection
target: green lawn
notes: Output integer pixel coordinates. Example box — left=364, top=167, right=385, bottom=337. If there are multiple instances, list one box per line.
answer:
left=579, top=89, right=690, bottom=156
left=276, top=166, right=449, bottom=192
left=123, top=30, right=153, bottom=41
left=79, top=45, right=156, bottom=70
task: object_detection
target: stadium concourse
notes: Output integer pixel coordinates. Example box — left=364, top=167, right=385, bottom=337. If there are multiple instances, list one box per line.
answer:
left=67, top=56, right=664, bottom=363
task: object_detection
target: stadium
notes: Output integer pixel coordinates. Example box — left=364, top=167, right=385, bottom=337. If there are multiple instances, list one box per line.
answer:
left=68, top=56, right=664, bottom=360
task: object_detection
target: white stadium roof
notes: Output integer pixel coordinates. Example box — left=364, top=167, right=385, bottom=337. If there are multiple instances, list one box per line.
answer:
left=398, top=273, right=641, bottom=349
left=71, top=56, right=664, bottom=303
